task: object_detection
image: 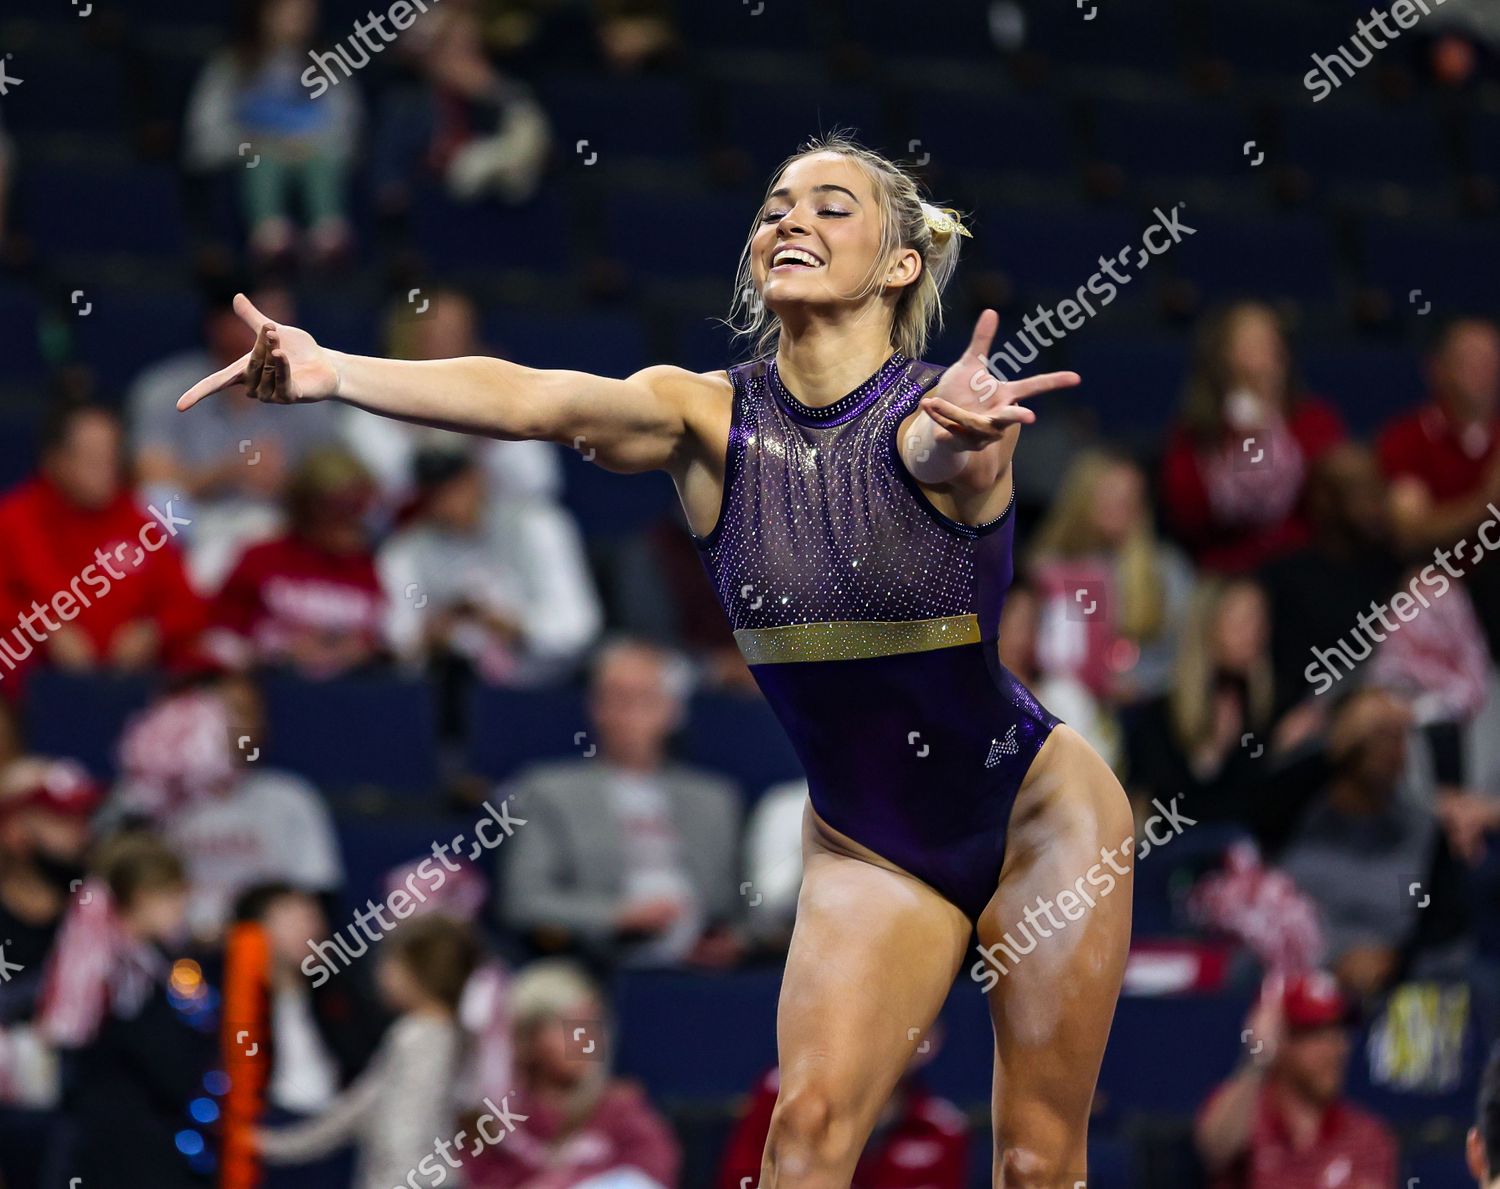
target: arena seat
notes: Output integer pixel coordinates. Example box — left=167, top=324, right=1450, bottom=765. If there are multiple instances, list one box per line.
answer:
left=612, top=968, right=783, bottom=1100
left=258, top=673, right=440, bottom=798
left=973, top=204, right=1142, bottom=299
left=410, top=180, right=574, bottom=276
left=18, top=162, right=185, bottom=258
left=682, top=691, right=804, bottom=804
left=332, top=811, right=475, bottom=916
left=1170, top=212, right=1341, bottom=304
left=538, top=74, right=704, bottom=162
left=907, top=91, right=1078, bottom=181
left=1063, top=337, right=1189, bottom=438
left=1094, top=992, right=1252, bottom=1122
left=0, top=404, right=43, bottom=491
left=0, top=283, right=43, bottom=385
left=719, top=83, right=887, bottom=173
left=1359, top=217, right=1500, bottom=315
left=21, top=670, right=159, bottom=781
left=1088, top=97, right=1255, bottom=184
left=1279, top=101, right=1455, bottom=191
left=464, top=684, right=591, bottom=784
left=602, top=191, right=760, bottom=282
left=482, top=309, right=650, bottom=377
left=559, top=449, right=679, bottom=539
left=1301, top=344, right=1426, bottom=436
left=73, top=286, right=204, bottom=389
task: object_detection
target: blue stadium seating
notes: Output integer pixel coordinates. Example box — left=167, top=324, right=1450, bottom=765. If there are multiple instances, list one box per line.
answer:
left=258, top=673, right=440, bottom=797
left=1094, top=992, right=1252, bottom=1121
left=333, top=811, right=475, bottom=915
left=410, top=180, right=574, bottom=276
left=907, top=91, right=1077, bottom=181
left=0, top=404, right=42, bottom=492
left=559, top=448, right=679, bottom=539
left=682, top=690, right=804, bottom=803
left=972, top=204, right=1142, bottom=299
left=1064, top=336, right=1190, bottom=437
left=72, top=286, right=204, bottom=388
left=482, top=308, right=650, bottom=376
left=1359, top=217, right=1500, bottom=315
left=1170, top=212, right=1341, bottom=304
left=538, top=75, right=703, bottom=162
left=602, top=191, right=759, bottom=281
left=0, top=282, right=43, bottom=385
left=465, top=684, right=591, bottom=784
left=1089, top=97, right=1256, bottom=184
left=1301, top=343, right=1427, bottom=436
left=18, top=162, right=185, bottom=258
left=720, top=83, right=887, bottom=173
left=1279, top=101, right=1454, bottom=190
left=22, top=670, right=159, bottom=781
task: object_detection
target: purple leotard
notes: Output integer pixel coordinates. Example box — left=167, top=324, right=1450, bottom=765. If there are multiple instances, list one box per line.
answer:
left=693, top=351, right=1060, bottom=921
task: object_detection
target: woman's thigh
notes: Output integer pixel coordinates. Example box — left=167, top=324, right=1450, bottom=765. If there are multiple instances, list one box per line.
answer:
left=978, top=726, right=1134, bottom=1188
left=764, top=804, right=972, bottom=1182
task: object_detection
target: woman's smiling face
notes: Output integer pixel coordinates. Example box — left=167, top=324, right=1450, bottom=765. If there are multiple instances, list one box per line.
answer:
left=751, top=152, right=899, bottom=313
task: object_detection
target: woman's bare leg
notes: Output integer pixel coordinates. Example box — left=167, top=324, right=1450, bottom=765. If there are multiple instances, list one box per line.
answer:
left=978, top=726, right=1134, bottom=1188
left=760, top=805, right=972, bottom=1188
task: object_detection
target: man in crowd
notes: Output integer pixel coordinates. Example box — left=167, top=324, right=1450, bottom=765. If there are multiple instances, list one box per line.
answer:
left=497, top=638, right=742, bottom=967
left=0, top=402, right=205, bottom=689
left=128, top=280, right=343, bottom=591
left=1378, top=317, right=1500, bottom=657
left=1195, top=971, right=1398, bottom=1188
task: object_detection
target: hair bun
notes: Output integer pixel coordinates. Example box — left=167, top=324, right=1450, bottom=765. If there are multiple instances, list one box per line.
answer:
left=921, top=203, right=972, bottom=242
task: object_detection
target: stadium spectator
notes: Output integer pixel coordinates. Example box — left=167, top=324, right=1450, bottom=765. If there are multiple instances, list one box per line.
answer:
left=64, top=833, right=217, bottom=1189
left=108, top=676, right=343, bottom=939
left=0, top=759, right=98, bottom=1024
left=127, top=280, right=344, bottom=592
left=367, top=0, right=549, bottom=245
left=497, top=639, right=743, bottom=968
left=183, top=0, right=360, bottom=264
left=998, top=578, right=1121, bottom=771
left=1377, top=318, right=1500, bottom=658
left=208, top=448, right=388, bottom=678
left=1194, top=971, right=1398, bottom=1189
left=1278, top=688, right=1444, bottom=997
left=717, top=1044, right=971, bottom=1189
left=1126, top=578, right=1281, bottom=807
left=256, top=914, right=480, bottom=1189
left=1260, top=444, right=1402, bottom=709
left=1161, top=302, right=1346, bottom=573
left=378, top=446, right=600, bottom=687
left=1028, top=449, right=1195, bottom=705
left=739, top=778, right=807, bottom=950
left=1472, top=1043, right=1500, bottom=1187
left=466, top=959, right=681, bottom=1189
left=0, top=403, right=206, bottom=690
left=342, top=287, right=565, bottom=513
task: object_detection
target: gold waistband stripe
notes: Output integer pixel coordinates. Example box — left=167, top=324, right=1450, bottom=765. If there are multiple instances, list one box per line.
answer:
left=734, top=614, right=981, bottom=664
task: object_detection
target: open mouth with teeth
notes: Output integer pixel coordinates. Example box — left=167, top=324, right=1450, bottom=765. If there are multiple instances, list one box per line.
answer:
left=771, top=248, right=825, bottom=271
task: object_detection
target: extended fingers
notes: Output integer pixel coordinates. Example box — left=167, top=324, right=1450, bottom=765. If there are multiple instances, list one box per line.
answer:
left=233, top=291, right=273, bottom=332
left=177, top=352, right=252, bottom=410
left=1005, top=370, right=1081, bottom=401
left=966, top=308, right=1000, bottom=361
left=923, top=395, right=1033, bottom=437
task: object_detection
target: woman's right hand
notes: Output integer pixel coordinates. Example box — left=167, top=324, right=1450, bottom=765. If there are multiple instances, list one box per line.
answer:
left=177, top=293, right=341, bottom=410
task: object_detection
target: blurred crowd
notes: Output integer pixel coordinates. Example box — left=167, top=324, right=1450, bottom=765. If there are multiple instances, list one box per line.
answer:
left=1, top=0, right=1499, bottom=1186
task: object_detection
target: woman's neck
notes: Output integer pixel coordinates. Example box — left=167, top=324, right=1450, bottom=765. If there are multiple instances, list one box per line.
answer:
left=774, top=314, right=897, bottom=409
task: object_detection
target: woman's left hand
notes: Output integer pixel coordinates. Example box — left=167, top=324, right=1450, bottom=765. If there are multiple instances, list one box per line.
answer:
left=920, top=309, right=1080, bottom=452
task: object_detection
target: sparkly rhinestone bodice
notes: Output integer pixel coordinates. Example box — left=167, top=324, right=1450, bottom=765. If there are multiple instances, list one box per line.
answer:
left=693, top=353, right=1017, bottom=637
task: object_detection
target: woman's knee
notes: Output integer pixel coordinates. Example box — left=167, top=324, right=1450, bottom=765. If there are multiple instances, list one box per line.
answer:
left=763, top=1080, right=862, bottom=1175
left=996, top=1144, right=1086, bottom=1189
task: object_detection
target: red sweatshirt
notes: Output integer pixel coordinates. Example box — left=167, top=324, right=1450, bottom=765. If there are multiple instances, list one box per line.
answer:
left=0, top=476, right=204, bottom=689
left=1160, top=398, right=1346, bottom=573
left=209, top=534, right=386, bottom=675
left=717, top=1068, right=970, bottom=1189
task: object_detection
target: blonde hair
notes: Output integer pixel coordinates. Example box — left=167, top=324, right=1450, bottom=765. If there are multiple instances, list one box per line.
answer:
left=1029, top=451, right=1166, bottom=643
left=726, top=131, right=966, bottom=362
left=1169, top=578, right=1273, bottom=753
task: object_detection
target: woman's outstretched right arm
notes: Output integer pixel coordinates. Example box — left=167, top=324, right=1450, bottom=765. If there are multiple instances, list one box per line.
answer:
left=177, top=293, right=719, bottom=475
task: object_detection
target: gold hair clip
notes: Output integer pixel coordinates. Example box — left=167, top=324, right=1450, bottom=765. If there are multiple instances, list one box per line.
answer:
left=922, top=204, right=972, bottom=241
